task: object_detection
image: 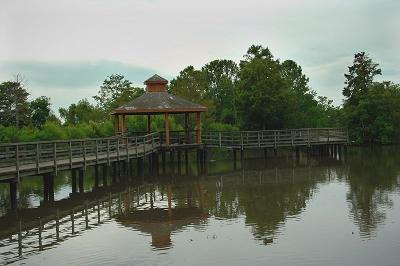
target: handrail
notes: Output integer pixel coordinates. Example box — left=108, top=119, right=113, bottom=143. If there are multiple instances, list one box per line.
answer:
left=0, top=128, right=348, bottom=179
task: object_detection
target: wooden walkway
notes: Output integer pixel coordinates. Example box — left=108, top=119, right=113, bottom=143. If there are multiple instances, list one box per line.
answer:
left=0, top=128, right=348, bottom=181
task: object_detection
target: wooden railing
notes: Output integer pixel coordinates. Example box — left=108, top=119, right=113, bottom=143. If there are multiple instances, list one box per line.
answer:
left=0, top=128, right=348, bottom=180
left=0, top=132, right=161, bottom=180
left=202, top=128, right=348, bottom=148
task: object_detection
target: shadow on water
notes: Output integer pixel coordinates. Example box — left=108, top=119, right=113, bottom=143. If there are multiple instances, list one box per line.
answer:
left=0, top=146, right=399, bottom=264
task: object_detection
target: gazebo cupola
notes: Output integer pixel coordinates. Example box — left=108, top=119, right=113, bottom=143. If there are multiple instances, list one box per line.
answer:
left=111, top=74, right=207, bottom=145
left=145, top=74, right=168, bottom=92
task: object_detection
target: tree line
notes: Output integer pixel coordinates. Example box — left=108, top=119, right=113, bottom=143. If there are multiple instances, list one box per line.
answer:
left=1, top=45, right=399, bottom=144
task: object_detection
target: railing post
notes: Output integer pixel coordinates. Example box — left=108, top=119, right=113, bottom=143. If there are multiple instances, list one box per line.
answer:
left=219, top=132, right=222, bottom=147
left=36, top=143, right=40, bottom=174
left=143, top=136, right=146, bottom=156
left=240, top=132, right=243, bottom=150
left=135, top=137, right=138, bottom=157
left=126, top=137, right=129, bottom=162
left=307, top=128, right=310, bottom=147
left=117, top=137, right=120, bottom=161
left=327, top=129, right=330, bottom=143
left=291, top=130, right=294, bottom=147
left=83, top=140, right=87, bottom=169
left=274, top=131, right=277, bottom=149
left=53, top=142, right=57, bottom=175
left=107, top=139, right=110, bottom=165
left=95, top=139, right=99, bottom=164
left=258, top=131, right=261, bottom=147
left=15, top=144, right=20, bottom=182
left=69, top=141, right=73, bottom=169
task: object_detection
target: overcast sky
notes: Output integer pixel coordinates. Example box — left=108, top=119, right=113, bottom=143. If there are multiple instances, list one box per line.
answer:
left=1, top=0, right=399, bottom=111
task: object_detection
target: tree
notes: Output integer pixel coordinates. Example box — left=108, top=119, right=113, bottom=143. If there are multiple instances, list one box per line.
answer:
left=202, top=60, right=239, bottom=123
left=343, top=52, right=381, bottom=105
left=236, top=45, right=288, bottom=129
left=169, top=66, right=216, bottom=125
left=30, top=96, right=51, bottom=128
left=342, top=52, right=400, bottom=144
left=0, top=76, right=30, bottom=128
left=94, top=74, right=144, bottom=112
left=345, top=81, right=400, bottom=144
left=59, top=99, right=103, bottom=125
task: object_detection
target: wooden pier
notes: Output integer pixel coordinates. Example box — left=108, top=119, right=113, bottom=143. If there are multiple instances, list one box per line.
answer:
left=0, top=128, right=348, bottom=182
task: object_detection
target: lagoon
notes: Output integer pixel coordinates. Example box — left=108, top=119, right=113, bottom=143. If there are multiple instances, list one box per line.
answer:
left=0, top=146, right=399, bottom=266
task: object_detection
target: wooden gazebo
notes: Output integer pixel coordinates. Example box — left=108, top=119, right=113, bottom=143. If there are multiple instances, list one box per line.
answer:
left=111, top=74, right=207, bottom=145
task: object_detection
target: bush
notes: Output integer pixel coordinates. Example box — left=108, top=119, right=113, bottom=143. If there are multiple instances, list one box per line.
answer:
left=35, top=121, right=67, bottom=140
left=205, top=122, right=239, bottom=132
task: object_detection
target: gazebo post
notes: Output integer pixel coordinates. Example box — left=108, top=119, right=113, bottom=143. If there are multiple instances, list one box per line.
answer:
left=196, top=112, right=201, bottom=144
left=147, top=114, right=151, bottom=134
left=114, top=114, right=120, bottom=136
left=165, top=113, right=170, bottom=146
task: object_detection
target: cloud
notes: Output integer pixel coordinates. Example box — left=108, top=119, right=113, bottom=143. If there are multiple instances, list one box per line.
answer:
left=1, top=0, right=399, bottom=108
left=0, top=60, right=171, bottom=112
left=0, top=60, right=170, bottom=88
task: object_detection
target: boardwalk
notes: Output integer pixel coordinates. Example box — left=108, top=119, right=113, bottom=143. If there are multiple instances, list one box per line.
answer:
left=0, top=128, right=348, bottom=181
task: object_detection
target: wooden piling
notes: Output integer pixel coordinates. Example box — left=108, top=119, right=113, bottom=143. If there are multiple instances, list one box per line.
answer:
left=78, top=169, right=84, bottom=193
left=10, top=181, right=17, bottom=210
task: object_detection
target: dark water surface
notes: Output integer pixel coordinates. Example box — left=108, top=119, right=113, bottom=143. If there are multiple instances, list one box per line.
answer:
left=1, top=146, right=400, bottom=265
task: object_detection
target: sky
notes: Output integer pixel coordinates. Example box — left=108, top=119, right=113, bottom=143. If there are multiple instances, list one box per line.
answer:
left=1, top=0, right=399, bottom=112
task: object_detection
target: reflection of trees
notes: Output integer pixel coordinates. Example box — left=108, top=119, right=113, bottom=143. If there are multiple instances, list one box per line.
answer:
left=346, top=146, right=400, bottom=237
left=203, top=166, right=334, bottom=240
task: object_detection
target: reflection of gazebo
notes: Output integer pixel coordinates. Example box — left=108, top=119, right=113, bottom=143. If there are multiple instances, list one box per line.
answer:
left=111, top=74, right=207, bottom=145
left=118, top=208, right=208, bottom=249
left=117, top=184, right=207, bottom=249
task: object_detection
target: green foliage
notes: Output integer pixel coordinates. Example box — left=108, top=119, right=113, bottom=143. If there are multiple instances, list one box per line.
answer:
left=344, top=82, right=400, bottom=144
left=94, top=74, right=144, bottom=112
left=236, top=45, right=327, bottom=130
left=202, top=60, right=239, bottom=123
left=30, top=96, right=51, bottom=128
left=1, top=46, right=399, bottom=145
left=0, top=80, right=31, bottom=128
left=342, top=52, right=400, bottom=144
left=343, top=52, right=381, bottom=105
left=205, top=122, right=239, bottom=132
left=59, top=99, right=104, bottom=125
left=169, top=66, right=216, bottom=125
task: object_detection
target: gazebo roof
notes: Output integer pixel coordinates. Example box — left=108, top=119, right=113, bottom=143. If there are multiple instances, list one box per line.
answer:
left=111, top=92, right=207, bottom=114
left=111, top=74, right=207, bottom=115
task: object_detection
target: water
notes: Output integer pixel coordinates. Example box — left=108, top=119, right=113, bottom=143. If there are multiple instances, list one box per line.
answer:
left=0, top=146, right=400, bottom=266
